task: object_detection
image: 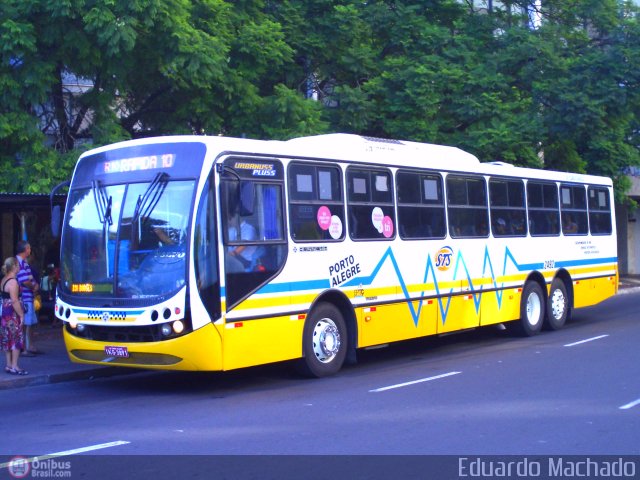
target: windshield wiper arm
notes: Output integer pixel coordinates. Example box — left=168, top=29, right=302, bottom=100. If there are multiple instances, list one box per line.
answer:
left=131, top=172, right=169, bottom=225
left=91, top=180, right=113, bottom=278
left=92, top=180, right=112, bottom=225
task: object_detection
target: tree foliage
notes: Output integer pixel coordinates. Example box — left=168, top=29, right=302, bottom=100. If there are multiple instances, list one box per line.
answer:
left=0, top=0, right=327, bottom=191
left=1, top=0, right=639, bottom=201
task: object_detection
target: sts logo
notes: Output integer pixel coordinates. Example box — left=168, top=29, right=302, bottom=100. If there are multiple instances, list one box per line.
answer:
left=435, top=246, right=454, bottom=271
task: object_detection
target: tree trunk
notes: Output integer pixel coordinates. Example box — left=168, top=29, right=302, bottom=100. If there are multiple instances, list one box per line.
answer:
left=51, top=62, right=74, bottom=153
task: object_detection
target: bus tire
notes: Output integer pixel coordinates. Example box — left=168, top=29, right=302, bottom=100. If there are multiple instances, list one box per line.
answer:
left=512, top=281, right=544, bottom=337
left=545, top=278, right=569, bottom=330
left=297, top=303, right=347, bottom=378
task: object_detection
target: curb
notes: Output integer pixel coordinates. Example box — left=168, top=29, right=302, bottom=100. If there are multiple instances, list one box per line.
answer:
left=617, top=286, right=640, bottom=295
left=0, top=366, right=140, bottom=391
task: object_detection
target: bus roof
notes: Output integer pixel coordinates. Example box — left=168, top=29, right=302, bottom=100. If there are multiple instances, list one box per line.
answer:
left=281, top=134, right=612, bottom=186
left=79, top=133, right=613, bottom=187
left=284, top=133, right=481, bottom=169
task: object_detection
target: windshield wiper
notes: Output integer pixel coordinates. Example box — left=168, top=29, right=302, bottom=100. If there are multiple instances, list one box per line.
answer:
left=92, top=180, right=112, bottom=225
left=130, top=172, right=169, bottom=225
left=91, top=179, right=113, bottom=277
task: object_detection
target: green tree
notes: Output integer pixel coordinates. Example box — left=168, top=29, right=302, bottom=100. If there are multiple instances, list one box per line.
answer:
left=280, top=0, right=639, bottom=191
left=0, top=0, right=327, bottom=192
left=291, top=1, right=544, bottom=165
left=2, top=0, right=639, bottom=201
left=518, top=0, right=640, bottom=198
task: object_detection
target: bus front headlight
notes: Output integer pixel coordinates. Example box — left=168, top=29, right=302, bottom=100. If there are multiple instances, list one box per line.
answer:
left=172, top=321, right=184, bottom=334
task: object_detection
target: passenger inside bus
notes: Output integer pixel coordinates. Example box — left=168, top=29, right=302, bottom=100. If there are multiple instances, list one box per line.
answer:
left=152, top=226, right=175, bottom=246
left=135, top=220, right=175, bottom=251
left=563, top=213, right=578, bottom=234
left=510, top=212, right=526, bottom=235
left=226, top=218, right=259, bottom=272
left=494, top=217, right=509, bottom=236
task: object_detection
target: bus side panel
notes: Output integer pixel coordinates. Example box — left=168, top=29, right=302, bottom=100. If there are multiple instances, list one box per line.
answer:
left=437, top=290, right=480, bottom=334
left=480, top=287, right=522, bottom=326
left=573, top=275, right=617, bottom=309
left=222, top=315, right=304, bottom=370
left=358, top=299, right=438, bottom=348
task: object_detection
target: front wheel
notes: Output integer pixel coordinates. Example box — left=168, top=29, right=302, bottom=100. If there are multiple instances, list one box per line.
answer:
left=297, top=303, right=347, bottom=378
left=545, top=278, right=570, bottom=330
left=510, top=281, right=545, bottom=337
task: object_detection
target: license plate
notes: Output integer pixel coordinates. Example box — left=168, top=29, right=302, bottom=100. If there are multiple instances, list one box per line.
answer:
left=104, top=346, right=129, bottom=358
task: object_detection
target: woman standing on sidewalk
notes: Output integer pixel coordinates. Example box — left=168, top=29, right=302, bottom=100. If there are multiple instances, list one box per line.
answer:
left=1, top=257, right=28, bottom=375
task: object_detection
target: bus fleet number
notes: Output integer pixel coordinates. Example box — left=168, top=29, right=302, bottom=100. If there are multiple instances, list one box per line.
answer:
left=544, top=260, right=555, bottom=269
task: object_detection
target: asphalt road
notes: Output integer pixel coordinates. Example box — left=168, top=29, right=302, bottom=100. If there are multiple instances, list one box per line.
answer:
left=1, top=291, right=639, bottom=471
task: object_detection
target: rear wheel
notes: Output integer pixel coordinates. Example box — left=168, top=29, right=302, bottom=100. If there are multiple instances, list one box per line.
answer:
left=545, top=278, right=569, bottom=330
left=297, top=303, right=347, bottom=378
left=511, top=281, right=544, bottom=336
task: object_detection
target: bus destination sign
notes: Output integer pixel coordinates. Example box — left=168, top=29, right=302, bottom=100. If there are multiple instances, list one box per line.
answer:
left=100, top=153, right=176, bottom=174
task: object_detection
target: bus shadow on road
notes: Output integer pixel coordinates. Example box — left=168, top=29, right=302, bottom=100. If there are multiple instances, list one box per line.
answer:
left=92, top=295, right=623, bottom=395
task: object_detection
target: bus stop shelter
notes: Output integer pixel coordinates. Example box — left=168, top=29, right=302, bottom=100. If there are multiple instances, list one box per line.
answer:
left=0, top=192, right=66, bottom=269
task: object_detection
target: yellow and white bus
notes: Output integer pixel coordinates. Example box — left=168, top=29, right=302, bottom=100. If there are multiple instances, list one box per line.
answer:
left=55, top=134, right=617, bottom=377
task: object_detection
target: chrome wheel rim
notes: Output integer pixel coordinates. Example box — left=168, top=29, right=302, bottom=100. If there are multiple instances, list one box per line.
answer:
left=526, top=291, right=542, bottom=327
left=550, top=288, right=566, bottom=320
left=312, top=318, right=341, bottom=364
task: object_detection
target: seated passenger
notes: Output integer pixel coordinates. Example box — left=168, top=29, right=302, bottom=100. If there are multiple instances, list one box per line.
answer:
left=563, top=214, right=578, bottom=234
left=153, top=226, right=175, bottom=246
left=510, top=212, right=525, bottom=235
left=475, top=218, right=489, bottom=236
left=494, top=217, right=508, bottom=236
left=226, top=219, right=258, bottom=272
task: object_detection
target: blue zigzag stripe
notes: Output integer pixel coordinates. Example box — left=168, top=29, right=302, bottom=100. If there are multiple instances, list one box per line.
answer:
left=343, top=246, right=616, bottom=327
left=247, top=247, right=616, bottom=328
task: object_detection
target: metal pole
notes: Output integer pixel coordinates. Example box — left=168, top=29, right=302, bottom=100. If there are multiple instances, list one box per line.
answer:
left=19, top=212, right=27, bottom=241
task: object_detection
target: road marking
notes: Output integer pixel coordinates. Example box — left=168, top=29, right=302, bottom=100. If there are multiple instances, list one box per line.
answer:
left=369, top=371, right=461, bottom=393
left=564, top=334, right=609, bottom=347
left=0, top=441, right=130, bottom=469
left=619, top=398, right=640, bottom=410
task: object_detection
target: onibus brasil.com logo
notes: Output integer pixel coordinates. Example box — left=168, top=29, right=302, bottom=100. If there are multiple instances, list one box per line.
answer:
left=7, top=456, right=71, bottom=478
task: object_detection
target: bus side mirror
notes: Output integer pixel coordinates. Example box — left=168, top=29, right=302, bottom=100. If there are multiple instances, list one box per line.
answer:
left=50, top=180, right=70, bottom=239
left=51, top=205, right=61, bottom=237
left=239, top=181, right=254, bottom=216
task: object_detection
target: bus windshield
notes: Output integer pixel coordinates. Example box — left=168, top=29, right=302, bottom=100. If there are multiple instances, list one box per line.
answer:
left=60, top=178, right=196, bottom=300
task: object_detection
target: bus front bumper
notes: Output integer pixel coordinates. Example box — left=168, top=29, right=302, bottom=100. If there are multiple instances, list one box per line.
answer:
left=63, top=322, right=223, bottom=371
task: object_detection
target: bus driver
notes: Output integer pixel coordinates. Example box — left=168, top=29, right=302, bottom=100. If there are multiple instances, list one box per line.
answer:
left=226, top=219, right=257, bottom=272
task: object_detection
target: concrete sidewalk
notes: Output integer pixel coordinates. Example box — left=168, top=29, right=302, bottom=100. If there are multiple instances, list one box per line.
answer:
left=2, top=277, right=640, bottom=390
left=617, top=275, right=640, bottom=292
left=0, top=322, right=135, bottom=390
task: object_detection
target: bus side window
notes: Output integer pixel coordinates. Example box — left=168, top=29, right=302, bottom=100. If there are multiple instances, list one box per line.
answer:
left=447, top=175, right=488, bottom=239
left=560, top=184, right=588, bottom=235
left=397, top=170, right=446, bottom=240
left=194, top=174, right=221, bottom=319
left=489, top=178, right=526, bottom=237
left=527, top=181, right=560, bottom=236
left=224, top=182, right=285, bottom=272
left=588, top=186, right=612, bottom=235
left=347, top=167, right=395, bottom=240
left=288, top=162, right=345, bottom=242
